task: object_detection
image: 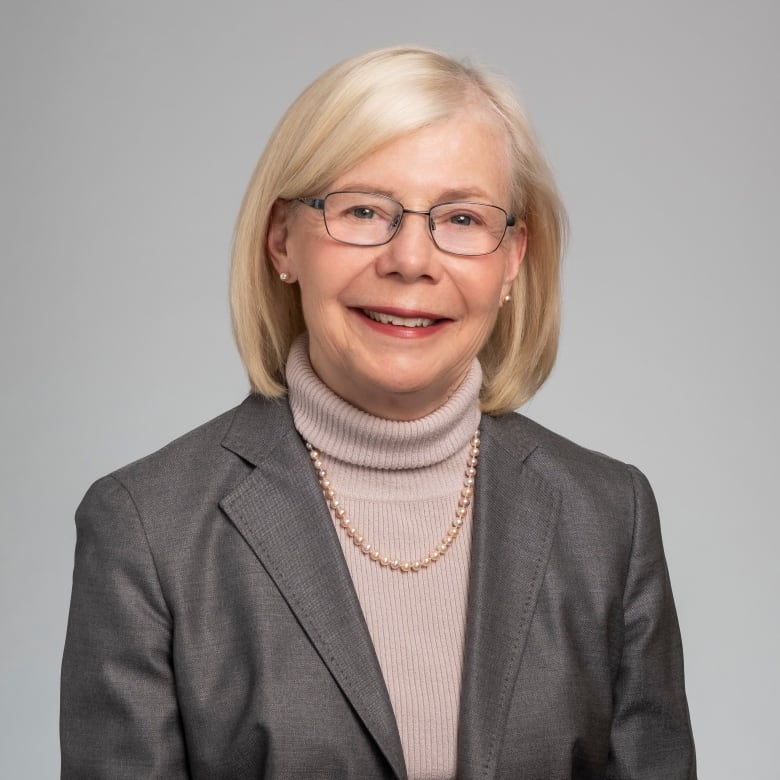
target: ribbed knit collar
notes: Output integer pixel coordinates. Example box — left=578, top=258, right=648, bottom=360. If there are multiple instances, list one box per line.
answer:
left=287, top=335, right=482, bottom=470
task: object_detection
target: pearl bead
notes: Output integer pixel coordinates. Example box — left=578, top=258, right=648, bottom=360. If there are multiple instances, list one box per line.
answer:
left=400, top=561, right=411, bottom=573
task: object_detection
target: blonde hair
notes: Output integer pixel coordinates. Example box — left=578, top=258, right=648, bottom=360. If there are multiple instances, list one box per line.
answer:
left=230, top=45, right=566, bottom=414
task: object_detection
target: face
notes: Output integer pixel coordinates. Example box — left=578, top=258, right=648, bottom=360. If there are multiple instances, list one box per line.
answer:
left=268, top=112, right=526, bottom=420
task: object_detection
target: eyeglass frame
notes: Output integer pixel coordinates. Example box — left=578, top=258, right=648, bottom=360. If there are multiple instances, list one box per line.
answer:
left=296, top=191, right=517, bottom=257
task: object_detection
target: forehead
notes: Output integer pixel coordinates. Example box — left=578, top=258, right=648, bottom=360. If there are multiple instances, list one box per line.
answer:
left=330, top=111, right=512, bottom=205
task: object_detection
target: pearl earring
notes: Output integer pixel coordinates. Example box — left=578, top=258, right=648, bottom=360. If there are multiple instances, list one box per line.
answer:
left=502, top=294, right=512, bottom=305
left=279, top=272, right=289, bottom=282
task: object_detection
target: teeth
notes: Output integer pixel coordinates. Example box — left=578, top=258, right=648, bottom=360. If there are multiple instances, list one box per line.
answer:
left=364, top=310, right=435, bottom=328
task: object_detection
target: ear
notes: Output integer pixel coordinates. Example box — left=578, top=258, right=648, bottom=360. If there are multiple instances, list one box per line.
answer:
left=266, top=199, right=293, bottom=276
left=501, top=221, right=527, bottom=297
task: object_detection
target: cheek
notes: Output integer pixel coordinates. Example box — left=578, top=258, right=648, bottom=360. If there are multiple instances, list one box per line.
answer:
left=458, top=265, right=506, bottom=311
left=296, top=260, right=355, bottom=342
left=462, top=269, right=506, bottom=339
left=284, top=230, right=313, bottom=278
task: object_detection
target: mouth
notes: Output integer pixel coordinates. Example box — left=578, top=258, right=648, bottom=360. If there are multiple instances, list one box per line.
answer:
left=362, top=309, right=438, bottom=328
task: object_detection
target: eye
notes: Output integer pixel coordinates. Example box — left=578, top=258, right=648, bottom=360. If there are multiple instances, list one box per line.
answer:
left=443, top=209, right=486, bottom=229
left=432, top=203, right=490, bottom=229
left=330, top=194, right=397, bottom=224
left=450, top=213, right=473, bottom=227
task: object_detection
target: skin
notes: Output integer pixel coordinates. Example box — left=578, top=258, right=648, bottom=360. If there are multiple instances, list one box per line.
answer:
left=267, top=111, right=526, bottom=421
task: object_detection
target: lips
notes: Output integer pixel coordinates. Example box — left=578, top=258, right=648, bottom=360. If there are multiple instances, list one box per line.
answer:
left=362, top=309, right=437, bottom=328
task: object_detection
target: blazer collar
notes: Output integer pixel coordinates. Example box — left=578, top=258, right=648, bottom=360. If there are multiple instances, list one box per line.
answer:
left=219, top=395, right=407, bottom=779
left=457, top=412, right=561, bottom=780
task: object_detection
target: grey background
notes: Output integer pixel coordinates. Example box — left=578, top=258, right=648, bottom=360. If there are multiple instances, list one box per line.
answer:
left=2, top=1, right=778, bottom=776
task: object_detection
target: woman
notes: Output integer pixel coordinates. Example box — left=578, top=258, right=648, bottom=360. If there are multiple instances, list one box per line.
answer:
left=61, top=46, right=696, bottom=778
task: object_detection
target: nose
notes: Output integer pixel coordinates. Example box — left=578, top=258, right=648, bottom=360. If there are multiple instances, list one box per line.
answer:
left=374, top=211, right=442, bottom=283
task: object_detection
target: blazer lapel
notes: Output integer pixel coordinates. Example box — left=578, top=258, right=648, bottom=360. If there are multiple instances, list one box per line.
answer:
left=458, top=414, right=561, bottom=780
left=219, top=396, right=407, bottom=780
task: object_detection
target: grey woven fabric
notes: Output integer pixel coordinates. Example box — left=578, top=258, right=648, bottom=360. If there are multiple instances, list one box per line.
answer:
left=61, top=394, right=695, bottom=779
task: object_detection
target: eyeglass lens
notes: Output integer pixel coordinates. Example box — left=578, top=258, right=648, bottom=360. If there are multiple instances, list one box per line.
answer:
left=320, top=192, right=511, bottom=256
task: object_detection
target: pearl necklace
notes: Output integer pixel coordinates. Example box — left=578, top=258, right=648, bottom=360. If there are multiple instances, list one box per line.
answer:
left=305, top=429, right=480, bottom=573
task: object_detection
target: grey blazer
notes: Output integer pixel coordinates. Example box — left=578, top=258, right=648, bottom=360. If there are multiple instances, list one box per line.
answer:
left=61, top=394, right=695, bottom=779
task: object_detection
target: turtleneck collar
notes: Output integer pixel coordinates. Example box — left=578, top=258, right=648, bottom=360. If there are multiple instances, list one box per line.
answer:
left=286, top=335, right=482, bottom=470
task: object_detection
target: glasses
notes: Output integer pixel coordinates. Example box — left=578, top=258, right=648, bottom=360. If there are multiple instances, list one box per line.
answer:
left=297, top=191, right=516, bottom=257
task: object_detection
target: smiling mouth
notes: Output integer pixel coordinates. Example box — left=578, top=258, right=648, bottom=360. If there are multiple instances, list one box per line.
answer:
left=362, top=310, right=438, bottom=328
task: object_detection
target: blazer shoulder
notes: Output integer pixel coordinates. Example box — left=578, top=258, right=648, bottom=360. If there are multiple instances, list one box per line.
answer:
left=487, top=411, right=632, bottom=473
left=109, top=394, right=290, bottom=479
left=110, top=404, right=240, bottom=483
left=484, top=411, right=644, bottom=517
left=80, top=394, right=293, bottom=522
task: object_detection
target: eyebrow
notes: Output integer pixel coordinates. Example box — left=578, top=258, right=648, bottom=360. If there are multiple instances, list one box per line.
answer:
left=436, top=187, right=496, bottom=203
left=335, top=183, right=499, bottom=204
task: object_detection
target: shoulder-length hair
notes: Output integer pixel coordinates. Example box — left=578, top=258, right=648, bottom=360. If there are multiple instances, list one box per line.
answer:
left=230, top=45, right=566, bottom=415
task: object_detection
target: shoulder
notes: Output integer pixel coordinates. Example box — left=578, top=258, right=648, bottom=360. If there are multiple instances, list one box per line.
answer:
left=80, top=394, right=295, bottom=524
left=481, top=411, right=651, bottom=531
left=484, top=410, right=635, bottom=477
left=480, top=413, right=667, bottom=595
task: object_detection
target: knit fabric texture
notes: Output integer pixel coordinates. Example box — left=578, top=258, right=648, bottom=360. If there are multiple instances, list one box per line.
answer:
left=287, top=336, right=481, bottom=780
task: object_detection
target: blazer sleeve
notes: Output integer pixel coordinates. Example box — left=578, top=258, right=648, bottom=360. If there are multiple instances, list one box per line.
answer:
left=60, top=475, right=190, bottom=779
left=605, top=465, right=696, bottom=779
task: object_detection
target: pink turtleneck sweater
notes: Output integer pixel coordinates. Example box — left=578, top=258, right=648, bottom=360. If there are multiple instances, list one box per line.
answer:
left=287, top=337, right=481, bottom=780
